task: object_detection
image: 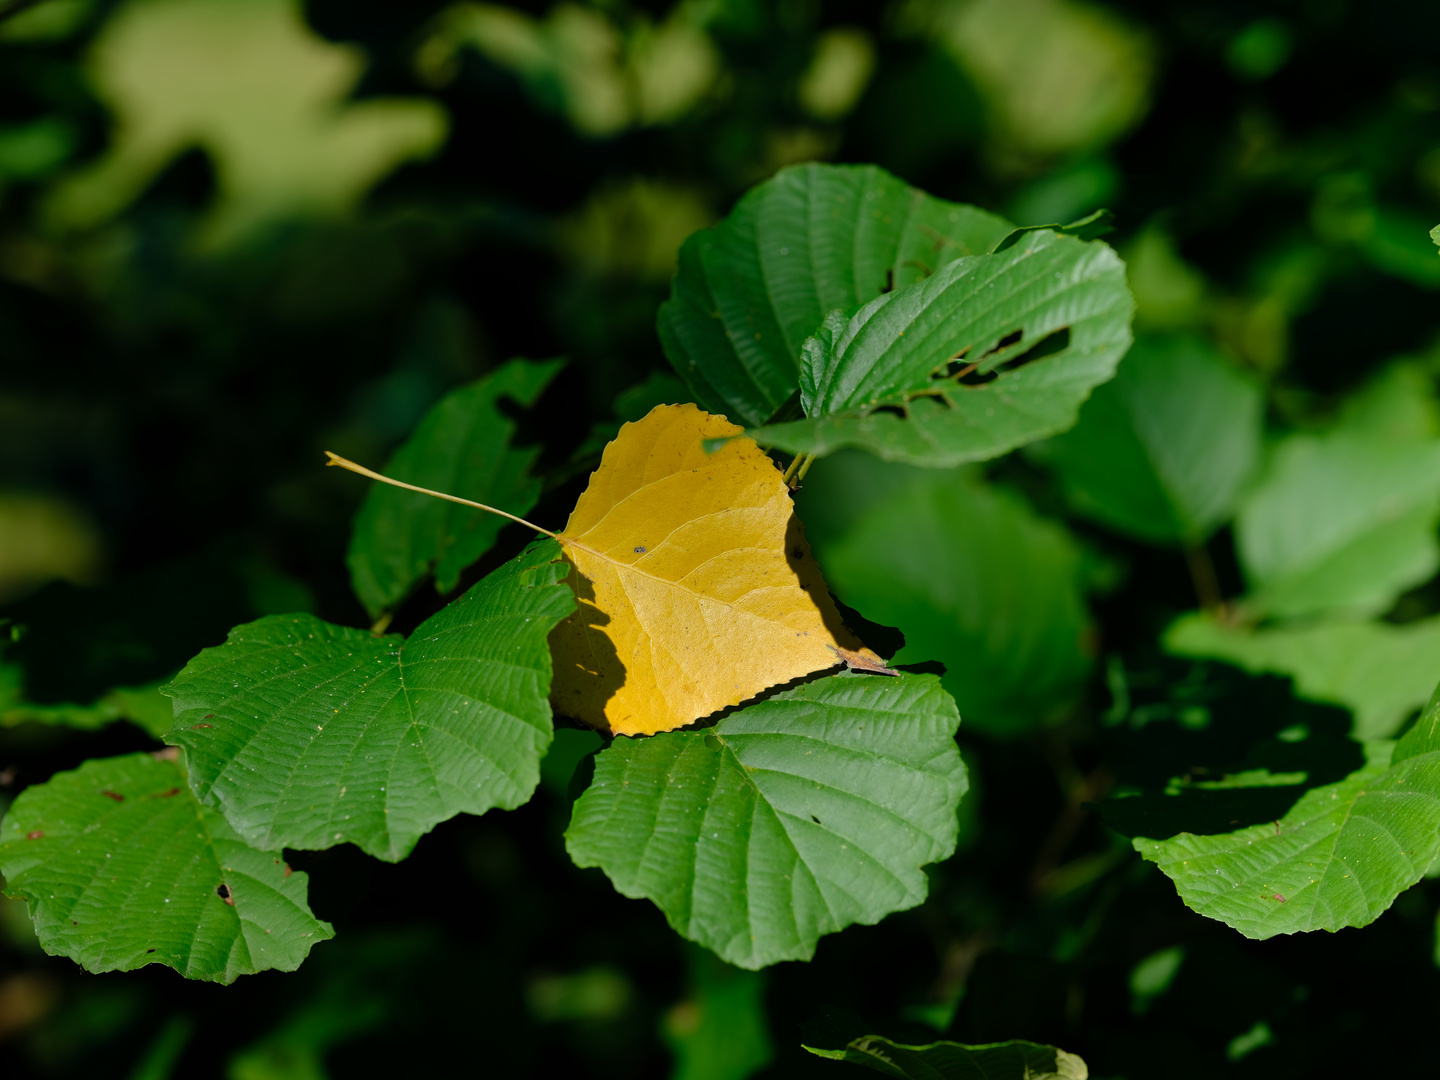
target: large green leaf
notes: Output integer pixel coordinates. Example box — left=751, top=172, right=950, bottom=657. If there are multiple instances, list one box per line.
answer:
left=821, top=471, right=1093, bottom=735
left=346, top=358, right=565, bottom=619
left=658, top=163, right=1013, bottom=426
left=1031, top=335, right=1262, bottom=544
left=1236, top=431, right=1440, bottom=620
left=163, top=539, right=574, bottom=862
left=1166, top=612, right=1440, bottom=739
left=0, top=753, right=332, bottom=983
left=804, top=1034, right=1088, bottom=1079
left=1135, top=687, right=1440, bottom=938
left=565, top=673, right=965, bottom=969
left=751, top=229, right=1133, bottom=466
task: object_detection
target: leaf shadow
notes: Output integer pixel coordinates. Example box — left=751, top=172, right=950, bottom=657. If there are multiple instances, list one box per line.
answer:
left=548, top=566, right=625, bottom=737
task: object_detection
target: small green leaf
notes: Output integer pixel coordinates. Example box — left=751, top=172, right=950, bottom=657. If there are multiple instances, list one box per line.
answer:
left=0, top=753, right=332, bottom=983
left=346, top=358, right=565, bottom=619
left=752, top=229, right=1133, bottom=466
left=1135, top=688, right=1440, bottom=939
left=664, top=946, right=773, bottom=1080
left=565, top=673, right=965, bottom=969
left=991, top=207, right=1115, bottom=252
left=1166, top=612, right=1440, bottom=739
left=1, top=670, right=174, bottom=738
left=803, top=1034, right=1089, bottom=1079
left=164, top=539, right=575, bottom=862
left=1236, top=431, right=1440, bottom=619
left=822, top=472, right=1093, bottom=735
left=658, top=163, right=1013, bottom=426
left=1032, top=335, right=1262, bottom=544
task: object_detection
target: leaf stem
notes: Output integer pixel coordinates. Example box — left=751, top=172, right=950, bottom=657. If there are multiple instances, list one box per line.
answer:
left=795, top=454, right=817, bottom=482
left=324, top=452, right=558, bottom=539
left=1182, top=541, right=1222, bottom=613
left=781, top=454, right=804, bottom=484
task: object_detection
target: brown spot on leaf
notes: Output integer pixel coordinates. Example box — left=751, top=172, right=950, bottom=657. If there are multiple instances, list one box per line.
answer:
left=101, top=790, right=124, bottom=802
left=191, top=723, right=213, bottom=730
left=26, top=831, right=43, bottom=840
left=151, top=787, right=181, bottom=799
left=217, top=884, right=234, bottom=906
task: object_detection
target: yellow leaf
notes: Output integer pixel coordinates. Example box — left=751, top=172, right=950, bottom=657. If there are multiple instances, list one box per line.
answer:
left=548, top=404, right=872, bottom=736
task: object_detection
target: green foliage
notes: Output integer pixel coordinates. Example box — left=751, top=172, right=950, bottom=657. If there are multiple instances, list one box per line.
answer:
left=346, top=358, right=564, bottom=618
left=1032, top=335, right=1262, bottom=544
left=753, top=228, right=1133, bottom=466
left=566, top=673, right=965, bottom=968
left=664, top=947, right=773, bottom=1080
left=1236, top=416, right=1440, bottom=621
left=0, top=753, right=332, bottom=983
left=658, top=163, right=1012, bottom=426
left=164, top=540, right=573, bottom=861
left=818, top=469, right=1093, bottom=735
left=1135, top=689, right=1440, bottom=938
left=803, top=1033, right=1088, bottom=1079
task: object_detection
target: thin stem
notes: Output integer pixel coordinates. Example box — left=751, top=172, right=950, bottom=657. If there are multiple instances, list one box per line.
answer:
left=324, top=451, right=558, bottom=538
left=1183, top=541, right=1222, bottom=613
left=795, top=453, right=817, bottom=482
left=780, top=454, right=804, bottom=485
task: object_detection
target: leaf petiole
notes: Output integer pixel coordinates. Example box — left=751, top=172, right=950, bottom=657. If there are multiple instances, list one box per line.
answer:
left=324, top=452, right=558, bottom=538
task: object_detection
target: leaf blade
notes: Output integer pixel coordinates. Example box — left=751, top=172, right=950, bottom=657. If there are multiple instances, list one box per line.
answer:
left=0, top=753, right=333, bottom=984
left=565, top=672, right=965, bottom=969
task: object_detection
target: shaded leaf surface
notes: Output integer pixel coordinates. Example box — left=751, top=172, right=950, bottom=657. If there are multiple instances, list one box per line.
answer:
left=565, top=673, right=964, bottom=969
left=804, top=1034, right=1088, bottom=1079
left=1236, top=430, right=1440, bottom=620
left=0, top=753, right=332, bottom=983
left=164, top=540, right=574, bottom=862
left=753, top=229, right=1133, bottom=466
left=821, top=471, right=1093, bottom=735
left=658, top=163, right=1013, bottom=426
left=347, top=358, right=564, bottom=618
left=549, top=404, right=869, bottom=737
left=1135, top=691, right=1440, bottom=938
left=1166, top=612, right=1440, bottom=739
left=1032, top=335, right=1262, bottom=544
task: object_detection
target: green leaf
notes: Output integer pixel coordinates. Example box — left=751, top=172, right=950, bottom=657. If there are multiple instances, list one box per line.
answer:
left=991, top=207, right=1115, bottom=252
left=565, top=672, right=965, bottom=969
left=0, top=752, right=333, bottom=983
left=1, top=669, right=174, bottom=738
left=752, top=229, right=1133, bottom=466
left=803, top=1034, right=1089, bottom=1079
left=1031, top=335, right=1262, bottom=544
left=346, top=358, right=565, bottom=619
left=1135, top=688, right=1440, bottom=939
left=1236, top=430, right=1440, bottom=619
left=1166, top=612, right=1440, bottom=739
left=821, top=471, right=1093, bottom=735
left=163, top=539, right=575, bottom=862
left=658, top=163, right=1013, bottom=426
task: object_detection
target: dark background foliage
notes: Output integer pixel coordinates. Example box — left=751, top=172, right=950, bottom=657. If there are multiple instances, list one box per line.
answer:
left=2, top=0, right=1439, bottom=1076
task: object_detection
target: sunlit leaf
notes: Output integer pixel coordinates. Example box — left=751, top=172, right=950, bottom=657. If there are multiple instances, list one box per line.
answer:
left=0, top=752, right=333, bottom=983
left=164, top=539, right=573, bottom=862
left=565, top=672, right=965, bottom=969
left=346, top=358, right=564, bottom=619
left=548, top=404, right=876, bottom=737
left=658, top=163, right=1013, bottom=426
left=1166, top=612, right=1440, bottom=739
left=752, top=229, right=1133, bottom=466
left=1032, top=335, right=1262, bottom=544
left=1135, top=687, right=1440, bottom=938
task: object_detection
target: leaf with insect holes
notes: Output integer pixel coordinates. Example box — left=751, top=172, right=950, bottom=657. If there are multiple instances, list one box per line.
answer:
left=658, top=163, right=1014, bottom=426
left=0, top=753, right=332, bottom=984
left=749, top=229, right=1133, bottom=466
left=346, top=358, right=564, bottom=619
left=805, top=1035, right=1089, bottom=1079
left=1135, top=685, right=1440, bottom=938
left=162, top=539, right=573, bottom=862
left=548, top=404, right=882, bottom=736
left=565, top=672, right=965, bottom=969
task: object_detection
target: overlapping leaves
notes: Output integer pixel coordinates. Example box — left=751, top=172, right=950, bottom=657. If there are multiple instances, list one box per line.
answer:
left=0, top=753, right=332, bottom=983
left=658, top=162, right=1013, bottom=426
left=164, top=539, right=574, bottom=862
